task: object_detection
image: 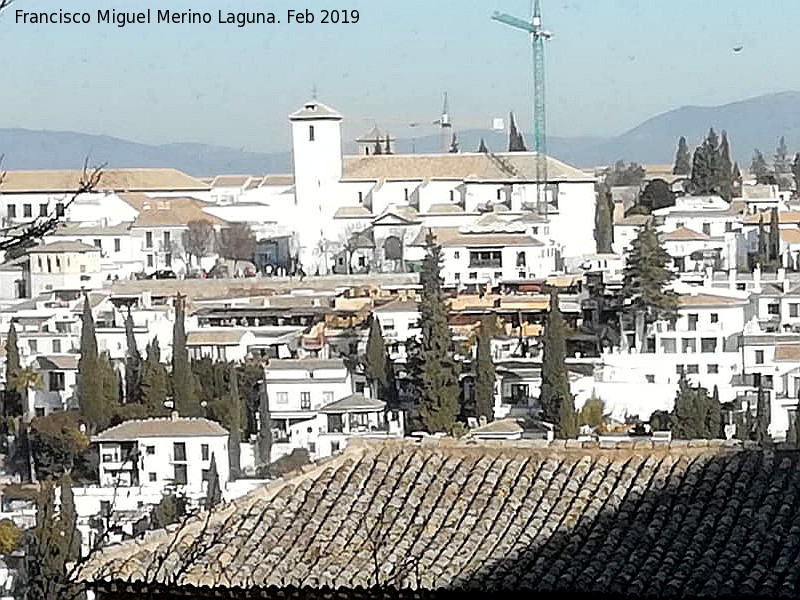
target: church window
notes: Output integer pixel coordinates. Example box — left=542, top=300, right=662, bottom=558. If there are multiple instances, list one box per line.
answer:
left=309, top=125, right=315, bottom=141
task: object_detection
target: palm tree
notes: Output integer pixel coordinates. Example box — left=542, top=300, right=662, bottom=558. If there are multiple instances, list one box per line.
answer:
left=8, top=366, right=41, bottom=422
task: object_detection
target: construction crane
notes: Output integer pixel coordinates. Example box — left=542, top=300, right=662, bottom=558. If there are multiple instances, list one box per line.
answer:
left=492, top=1, right=552, bottom=215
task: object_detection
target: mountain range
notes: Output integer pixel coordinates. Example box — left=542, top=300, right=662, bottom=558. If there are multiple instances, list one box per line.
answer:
left=1, top=92, right=799, bottom=176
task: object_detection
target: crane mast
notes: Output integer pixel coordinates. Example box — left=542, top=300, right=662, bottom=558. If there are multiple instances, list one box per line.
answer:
left=492, top=0, right=551, bottom=215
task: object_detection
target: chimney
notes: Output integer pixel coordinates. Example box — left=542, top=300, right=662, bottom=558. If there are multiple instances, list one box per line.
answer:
left=362, top=386, right=371, bottom=399
left=753, top=264, right=761, bottom=288
left=170, top=410, right=179, bottom=422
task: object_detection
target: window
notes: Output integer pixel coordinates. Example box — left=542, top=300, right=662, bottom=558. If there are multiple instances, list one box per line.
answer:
left=646, top=374, right=655, bottom=383
left=147, top=254, right=154, bottom=268
left=52, top=339, right=61, bottom=353
left=702, top=223, right=711, bottom=235
left=660, top=338, right=676, bottom=354
left=454, top=251, right=460, bottom=259
left=710, top=313, right=719, bottom=324
left=725, top=221, right=733, bottom=232
left=100, top=501, right=111, bottom=516
left=55, top=203, right=65, bottom=217
left=301, top=392, right=311, bottom=410
left=323, top=391, right=334, bottom=405
left=518, top=271, right=526, bottom=279
left=675, top=364, right=685, bottom=374
left=93, top=239, right=102, bottom=248
left=358, top=256, right=366, bottom=267
left=494, top=272, right=502, bottom=279
left=455, top=273, right=461, bottom=281
left=701, top=338, right=717, bottom=353
left=173, top=464, right=188, bottom=485
left=23, top=204, right=32, bottom=218
left=687, top=314, right=698, bottom=331
left=28, top=340, right=37, bottom=353
left=497, top=189, right=502, bottom=200
left=768, top=303, right=780, bottom=316
left=755, top=350, right=764, bottom=364
left=165, top=253, right=172, bottom=267
left=49, top=372, right=65, bottom=392
left=309, top=125, right=315, bottom=141
left=39, top=203, right=48, bottom=217
left=686, top=364, right=699, bottom=374
left=149, top=472, right=157, bottom=482
left=382, top=318, right=395, bottom=332
left=163, top=231, right=171, bottom=246
left=707, top=364, right=719, bottom=374
left=328, top=414, right=343, bottom=433
left=469, top=250, right=502, bottom=268
left=7, top=204, right=16, bottom=219
left=202, top=468, right=210, bottom=482
left=80, top=264, right=86, bottom=273
left=145, top=231, right=153, bottom=248
left=469, top=272, right=477, bottom=280
left=331, top=441, right=341, bottom=453
left=276, top=392, right=288, bottom=404
left=449, top=190, right=454, bottom=202
left=516, top=252, right=526, bottom=267
left=201, top=444, right=209, bottom=461
left=358, top=191, right=363, bottom=203
left=47, top=257, right=52, bottom=273
left=792, top=304, right=800, bottom=318
left=308, top=442, right=316, bottom=454
left=681, top=338, right=696, bottom=353
left=404, top=188, right=409, bottom=202
left=146, top=445, right=155, bottom=455
left=173, top=442, right=186, bottom=462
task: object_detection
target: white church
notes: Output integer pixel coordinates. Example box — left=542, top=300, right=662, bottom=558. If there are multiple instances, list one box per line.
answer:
left=275, top=99, right=598, bottom=282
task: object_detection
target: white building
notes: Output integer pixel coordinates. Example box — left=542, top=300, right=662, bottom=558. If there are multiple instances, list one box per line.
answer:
left=373, top=298, right=420, bottom=361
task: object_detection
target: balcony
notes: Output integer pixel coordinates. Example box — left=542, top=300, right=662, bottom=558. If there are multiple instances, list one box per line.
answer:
left=468, top=259, right=502, bottom=269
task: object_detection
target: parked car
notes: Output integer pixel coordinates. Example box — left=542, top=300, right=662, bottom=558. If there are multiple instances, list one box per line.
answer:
left=146, top=270, right=177, bottom=280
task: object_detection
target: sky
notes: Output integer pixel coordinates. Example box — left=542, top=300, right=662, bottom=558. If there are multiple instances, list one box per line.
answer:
left=0, top=0, right=796, bottom=153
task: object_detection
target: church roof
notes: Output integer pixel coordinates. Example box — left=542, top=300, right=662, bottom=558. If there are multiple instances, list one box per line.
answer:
left=75, top=438, right=800, bottom=597
left=342, top=152, right=594, bottom=183
left=289, top=101, right=343, bottom=121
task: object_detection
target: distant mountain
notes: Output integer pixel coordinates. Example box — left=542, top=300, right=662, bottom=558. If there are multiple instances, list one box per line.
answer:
left=0, top=129, right=290, bottom=176
left=2, top=92, right=800, bottom=175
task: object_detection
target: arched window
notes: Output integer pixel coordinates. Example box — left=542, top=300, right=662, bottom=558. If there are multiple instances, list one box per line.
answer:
left=384, top=236, right=402, bottom=261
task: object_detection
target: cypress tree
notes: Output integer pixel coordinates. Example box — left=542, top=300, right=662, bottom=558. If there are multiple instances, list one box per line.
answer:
left=257, top=381, right=272, bottom=468
left=717, top=131, right=734, bottom=201
left=373, top=139, right=383, bottom=155
left=539, top=291, right=577, bottom=438
left=755, top=383, right=770, bottom=443
left=621, top=222, right=679, bottom=352
left=508, top=112, right=527, bottom=152
left=141, top=338, right=169, bottom=416
left=4, top=321, right=21, bottom=417
left=707, top=385, right=722, bottom=439
left=671, top=371, right=699, bottom=439
left=415, top=231, right=459, bottom=433
left=473, top=316, right=495, bottom=422
left=205, top=453, right=222, bottom=508
left=383, top=353, right=399, bottom=409
left=751, top=149, right=770, bottom=184
left=594, top=184, right=613, bottom=253
left=448, top=132, right=459, bottom=153
left=732, top=161, right=743, bottom=197
left=124, top=309, right=142, bottom=405
left=792, top=153, right=800, bottom=197
left=59, top=474, right=80, bottom=561
left=757, top=214, right=769, bottom=268
left=770, top=206, right=781, bottom=264
left=478, top=138, right=489, bottom=153
left=172, top=294, right=200, bottom=416
left=775, top=136, right=790, bottom=173
left=364, top=316, right=387, bottom=400
left=228, top=363, right=241, bottom=480
left=78, top=295, right=109, bottom=432
left=787, top=409, right=798, bottom=448
left=384, top=134, right=392, bottom=155
left=690, top=141, right=713, bottom=194
left=673, top=136, right=691, bottom=175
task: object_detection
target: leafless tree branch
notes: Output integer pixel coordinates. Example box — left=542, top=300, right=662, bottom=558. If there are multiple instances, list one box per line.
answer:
left=0, top=1, right=14, bottom=14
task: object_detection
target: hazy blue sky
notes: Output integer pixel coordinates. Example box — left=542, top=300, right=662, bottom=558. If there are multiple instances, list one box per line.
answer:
left=0, top=0, right=794, bottom=152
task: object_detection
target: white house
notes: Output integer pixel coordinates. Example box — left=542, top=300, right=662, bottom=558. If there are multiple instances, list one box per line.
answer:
left=373, top=298, right=420, bottom=361
left=32, top=354, right=78, bottom=416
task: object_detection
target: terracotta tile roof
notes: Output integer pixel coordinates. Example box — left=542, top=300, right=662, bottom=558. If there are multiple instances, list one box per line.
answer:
left=677, top=293, right=748, bottom=307
left=775, top=344, right=800, bottom=361
left=0, top=168, right=208, bottom=193
left=662, top=226, right=710, bottom=241
left=52, top=222, right=133, bottom=236
left=35, top=354, right=79, bottom=371
left=410, top=227, right=543, bottom=248
left=320, top=393, right=385, bottom=413
left=426, top=203, right=465, bottom=214
left=75, top=438, right=800, bottom=597
left=289, top=101, right=343, bottom=121
left=342, top=152, right=593, bottom=182
left=93, top=417, right=228, bottom=442
left=266, top=358, right=345, bottom=371
left=333, top=206, right=373, bottom=219
left=615, top=214, right=651, bottom=226
left=373, top=298, right=419, bottom=313
left=211, top=175, right=252, bottom=188
left=31, top=241, right=100, bottom=253
left=260, top=174, right=294, bottom=187
left=127, top=196, right=228, bottom=228
left=185, top=329, right=249, bottom=346
left=743, top=210, right=800, bottom=225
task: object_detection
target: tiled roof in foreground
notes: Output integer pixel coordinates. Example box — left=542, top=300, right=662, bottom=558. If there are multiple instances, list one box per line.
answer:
left=76, top=438, right=800, bottom=597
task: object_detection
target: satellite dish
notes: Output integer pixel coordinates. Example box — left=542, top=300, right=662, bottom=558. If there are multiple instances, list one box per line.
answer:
left=492, top=117, right=505, bottom=131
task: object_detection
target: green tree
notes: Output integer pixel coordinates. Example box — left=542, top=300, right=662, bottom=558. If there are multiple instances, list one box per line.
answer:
left=4, top=321, right=21, bottom=417
left=473, top=316, right=496, bottom=422
left=775, top=136, right=790, bottom=173
left=717, top=131, right=734, bottom=201
left=758, top=214, right=769, bottom=268
left=639, top=178, right=675, bottom=212
left=77, top=296, right=111, bottom=432
left=792, top=153, right=800, bottom=197
left=539, top=291, right=577, bottom=438
left=751, top=149, right=770, bottom=184
left=671, top=371, right=701, bottom=439
left=414, top=231, right=459, bottom=433
left=141, top=338, right=169, bottom=416
left=579, top=398, right=605, bottom=429
left=706, top=385, right=722, bottom=439
left=508, top=111, right=527, bottom=152
left=205, top=453, right=222, bottom=508
left=755, top=383, right=770, bottom=443
left=732, top=161, right=743, bottom=197
left=257, top=381, right=272, bottom=468
left=621, top=222, right=678, bottom=352
left=227, top=363, right=241, bottom=480
left=124, top=310, right=142, bottom=405
left=594, top=183, right=613, bottom=253
left=604, top=160, right=645, bottom=187
left=0, top=519, right=21, bottom=555
left=673, top=135, right=691, bottom=175
left=770, top=206, right=781, bottom=265
left=8, top=365, right=41, bottom=420
left=364, top=316, right=387, bottom=400
left=150, top=493, right=187, bottom=529
left=29, top=412, right=90, bottom=479
left=171, top=294, right=200, bottom=417
left=59, top=474, right=80, bottom=561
